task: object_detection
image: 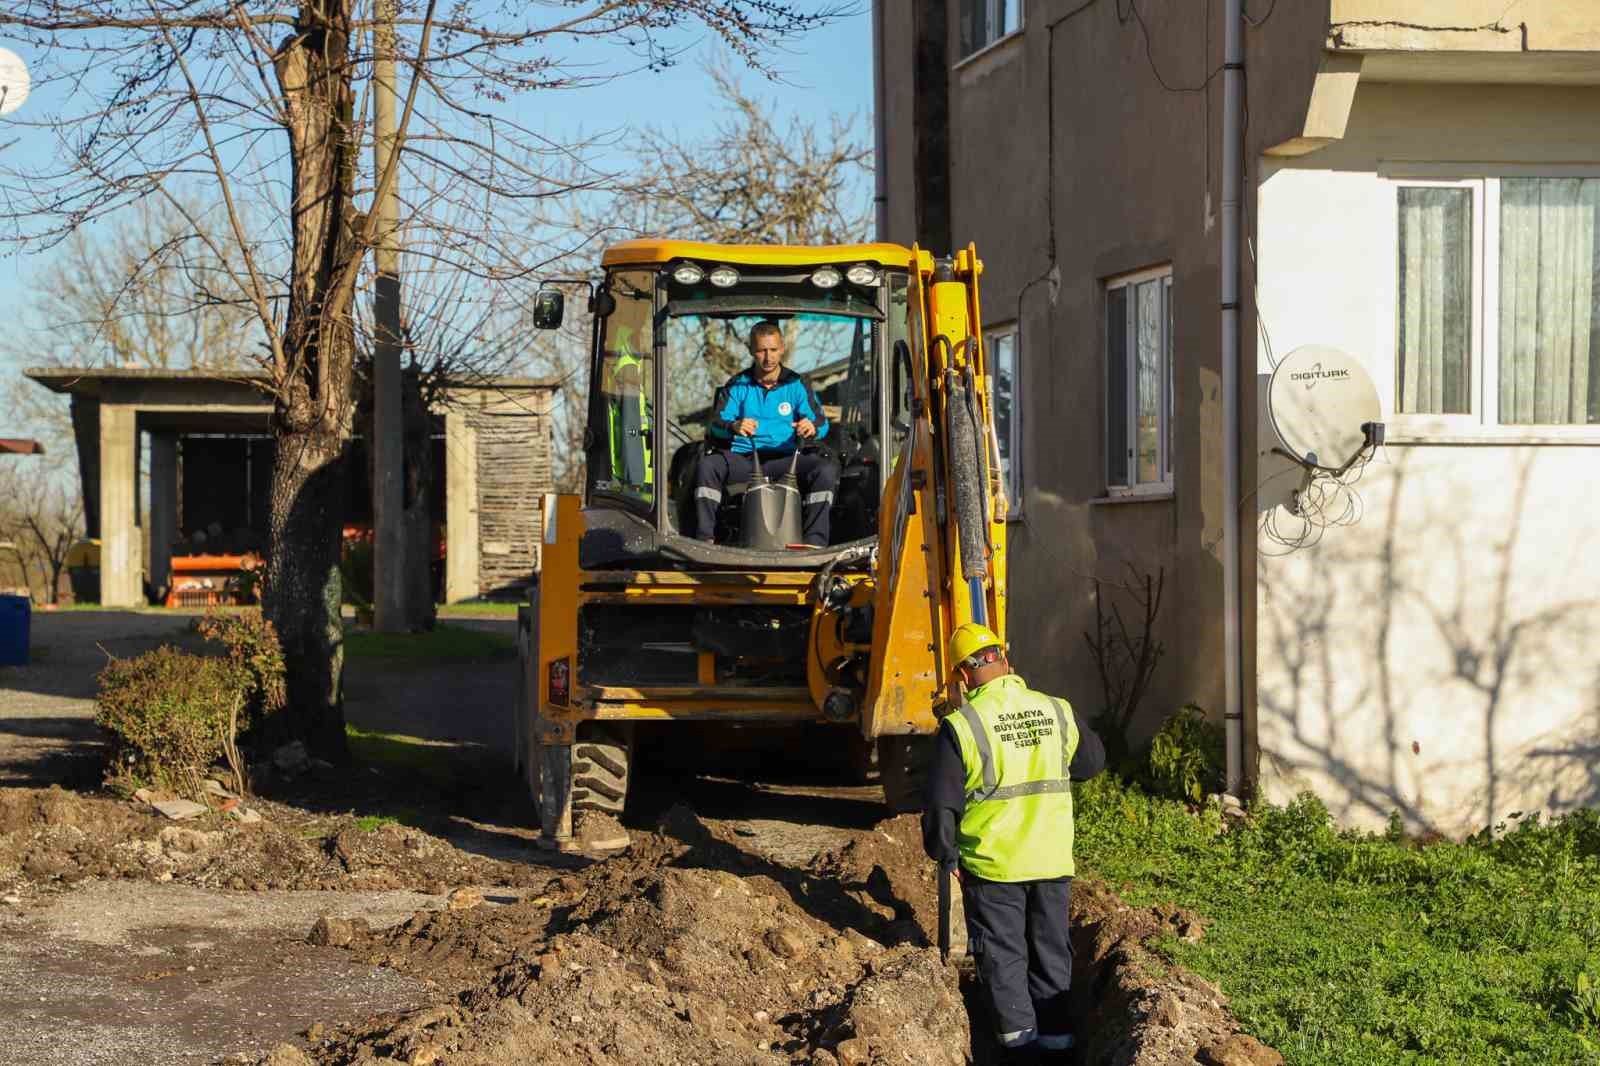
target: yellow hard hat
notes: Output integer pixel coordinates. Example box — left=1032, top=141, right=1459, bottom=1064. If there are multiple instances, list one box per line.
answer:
left=948, top=622, right=1003, bottom=671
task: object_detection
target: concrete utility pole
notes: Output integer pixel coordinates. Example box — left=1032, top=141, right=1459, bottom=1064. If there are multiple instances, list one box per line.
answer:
left=371, top=0, right=406, bottom=633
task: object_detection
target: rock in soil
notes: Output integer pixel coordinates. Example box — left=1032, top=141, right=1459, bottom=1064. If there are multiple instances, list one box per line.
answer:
left=1197, top=1033, right=1286, bottom=1066
left=152, top=798, right=210, bottom=820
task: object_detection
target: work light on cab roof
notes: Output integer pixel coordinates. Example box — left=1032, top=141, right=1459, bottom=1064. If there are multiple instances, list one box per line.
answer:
left=846, top=264, right=881, bottom=287
left=810, top=265, right=843, bottom=289
left=671, top=262, right=704, bottom=285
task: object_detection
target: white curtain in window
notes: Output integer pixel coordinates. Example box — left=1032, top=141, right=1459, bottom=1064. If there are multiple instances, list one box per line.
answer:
left=1499, top=178, right=1600, bottom=425
left=1398, top=188, right=1473, bottom=414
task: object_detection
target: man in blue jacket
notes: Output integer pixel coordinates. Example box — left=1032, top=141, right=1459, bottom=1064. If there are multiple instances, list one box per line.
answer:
left=694, top=320, right=839, bottom=546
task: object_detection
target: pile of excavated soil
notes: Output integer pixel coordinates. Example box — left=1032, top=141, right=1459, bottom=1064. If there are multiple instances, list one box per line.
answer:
left=291, top=805, right=972, bottom=1066
left=0, top=786, right=550, bottom=896
left=282, top=804, right=1283, bottom=1066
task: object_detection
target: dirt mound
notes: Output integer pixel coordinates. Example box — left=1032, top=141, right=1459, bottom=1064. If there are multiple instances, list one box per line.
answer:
left=296, top=806, right=969, bottom=1065
left=0, top=786, right=550, bottom=896
left=1070, top=881, right=1284, bottom=1066
left=277, top=804, right=1281, bottom=1066
left=808, top=813, right=938, bottom=943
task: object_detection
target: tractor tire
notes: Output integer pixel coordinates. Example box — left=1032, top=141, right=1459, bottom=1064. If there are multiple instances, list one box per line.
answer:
left=572, top=722, right=632, bottom=815
left=877, top=734, right=934, bottom=813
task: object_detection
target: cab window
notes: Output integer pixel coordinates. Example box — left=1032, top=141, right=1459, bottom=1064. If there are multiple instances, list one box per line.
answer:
left=590, top=270, right=656, bottom=508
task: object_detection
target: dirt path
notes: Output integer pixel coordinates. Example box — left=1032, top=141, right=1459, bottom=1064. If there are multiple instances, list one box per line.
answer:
left=0, top=611, right=201, bottom=788
left=0, top=882, right=441, bottom=1065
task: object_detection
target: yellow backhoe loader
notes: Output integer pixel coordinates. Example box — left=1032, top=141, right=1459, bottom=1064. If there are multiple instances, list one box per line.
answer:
left=515, top=239, right=1007, bottom=850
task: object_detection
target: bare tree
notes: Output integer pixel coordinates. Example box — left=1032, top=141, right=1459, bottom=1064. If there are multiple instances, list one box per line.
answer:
left=0, top=466, right=82, bottom=605
left=1, top=198, right=260, bottom=459
left=0, top=1, right=849, bottom=757
left=591, top=61, right=873, bottom=246
left=1083, top=566, right=1167, bottom=765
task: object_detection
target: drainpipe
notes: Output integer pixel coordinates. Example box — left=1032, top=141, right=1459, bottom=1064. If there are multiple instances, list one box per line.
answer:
left=1220, top=0, right=1245, bottom=796
left=871, top=0, right=889, bottom=240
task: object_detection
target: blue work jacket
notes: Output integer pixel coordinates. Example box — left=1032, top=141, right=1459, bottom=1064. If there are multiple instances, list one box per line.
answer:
left=709, top=367, right=830, bottom=456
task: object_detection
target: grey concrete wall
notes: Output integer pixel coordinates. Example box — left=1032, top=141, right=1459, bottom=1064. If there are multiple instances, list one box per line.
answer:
left=879, top=0, right=1328, bottom=749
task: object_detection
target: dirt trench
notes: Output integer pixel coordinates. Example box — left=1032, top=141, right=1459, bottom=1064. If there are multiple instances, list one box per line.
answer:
left=249, top=805, right=1281, bottom=1066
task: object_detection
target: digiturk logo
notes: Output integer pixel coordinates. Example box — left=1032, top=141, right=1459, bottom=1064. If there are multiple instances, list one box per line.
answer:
left=1290, top=362, right=1351, bottom=389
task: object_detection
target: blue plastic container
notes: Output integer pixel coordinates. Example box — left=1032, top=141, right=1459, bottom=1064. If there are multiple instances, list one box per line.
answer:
left=0, top=594, right=29, bottom=667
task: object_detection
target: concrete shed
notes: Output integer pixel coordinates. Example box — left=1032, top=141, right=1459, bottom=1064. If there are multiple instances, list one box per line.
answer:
left=24, top=368, right=558, bottom=607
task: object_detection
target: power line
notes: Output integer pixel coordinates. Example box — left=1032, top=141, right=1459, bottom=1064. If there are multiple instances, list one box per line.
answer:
left=1242, top=0, right=1280, bottom=28
left=1117, top=0, right=1226, bottom=94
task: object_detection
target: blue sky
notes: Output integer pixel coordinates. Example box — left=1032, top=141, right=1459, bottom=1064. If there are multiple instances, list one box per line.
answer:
left=0, top=9, right=874, bottom=335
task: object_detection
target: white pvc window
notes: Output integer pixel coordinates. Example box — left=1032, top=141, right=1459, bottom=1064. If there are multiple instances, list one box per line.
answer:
left=987, top=326, right=1022, bottom=517
left=1106, top=267, right=1174, bottom=493
left=959, top=0, right=1023, bottom=59
left=1394, top=176, right=1600, bottom=427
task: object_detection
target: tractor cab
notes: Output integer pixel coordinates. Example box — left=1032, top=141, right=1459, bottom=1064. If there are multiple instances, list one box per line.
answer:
left=570, top=240, right=916, bottom=569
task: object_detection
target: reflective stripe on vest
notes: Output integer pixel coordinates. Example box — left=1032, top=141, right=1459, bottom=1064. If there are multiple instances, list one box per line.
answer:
left=959, top=697, right=1074, bottom=805
left=944, top=681, right=1079, bottom=882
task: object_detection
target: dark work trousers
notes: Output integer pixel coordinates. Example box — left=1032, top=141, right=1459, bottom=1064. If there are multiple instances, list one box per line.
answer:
left=963, top=874, right=1074, bottom=1051
left=693, top=449, right=839, bottom=546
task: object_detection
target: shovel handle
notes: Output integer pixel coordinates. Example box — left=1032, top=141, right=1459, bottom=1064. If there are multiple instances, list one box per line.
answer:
left=937, top=864, right=953, bottom=963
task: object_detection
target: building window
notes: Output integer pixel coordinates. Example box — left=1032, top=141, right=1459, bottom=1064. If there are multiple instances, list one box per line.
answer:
left=1395, top=177, right=1600, bottom=426
left=987, top=326, right=1022, bottom=516
left=1106, top=268, right=1174, bottom=493
left=960, top=0, right=1022, bottom=59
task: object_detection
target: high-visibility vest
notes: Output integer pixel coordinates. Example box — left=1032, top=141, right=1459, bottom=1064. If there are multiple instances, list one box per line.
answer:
left=607, top=339, right=653, bottom=492
left=942, top=673, right=1079, bottom=882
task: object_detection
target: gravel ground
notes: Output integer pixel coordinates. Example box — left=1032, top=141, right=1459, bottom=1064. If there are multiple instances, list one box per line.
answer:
left=0, top=881, right=444, bottom=1065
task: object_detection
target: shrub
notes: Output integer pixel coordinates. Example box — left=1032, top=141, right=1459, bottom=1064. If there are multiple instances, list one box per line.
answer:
left=1143, top=704, right=1224, bottom=803
left=96, top=646, right=250, bottom=798
left=195, top=609, right=286, bottom=727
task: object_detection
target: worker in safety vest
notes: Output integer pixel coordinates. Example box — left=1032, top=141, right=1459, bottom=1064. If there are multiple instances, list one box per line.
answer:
left=922, top=623, right=1106, bottom=1065
left=604, top=327, right=652, bottom=496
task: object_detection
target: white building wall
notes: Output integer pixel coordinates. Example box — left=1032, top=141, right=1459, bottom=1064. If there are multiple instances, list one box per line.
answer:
left=1254, top=80, right=1600, bottom=835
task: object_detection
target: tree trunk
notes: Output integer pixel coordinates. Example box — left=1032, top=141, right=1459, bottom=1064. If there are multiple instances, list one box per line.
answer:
left=264, top=4, right=361, bottom=759
left=401, top=369, right=437, bottom=630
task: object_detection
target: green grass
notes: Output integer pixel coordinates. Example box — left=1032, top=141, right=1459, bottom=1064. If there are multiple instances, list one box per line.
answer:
left=1076, top=776, right=1600, bottom=1065
left=342, top=622, right=515, bottom=662
left=352, top=814, right=399, bottom=832
left=436, top=600, right=522, bottom=618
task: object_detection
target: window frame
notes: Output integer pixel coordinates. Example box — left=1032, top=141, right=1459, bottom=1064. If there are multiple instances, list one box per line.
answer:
left=957, top=0, right=1025, bottom=64
left=1105, top=265, right=1175, bottom=498
left=1388, top=177, right=1486, bottom=435
left=1384, top=167, right=1600, bottom=441
left=984, top=324, right=1023, bottom=519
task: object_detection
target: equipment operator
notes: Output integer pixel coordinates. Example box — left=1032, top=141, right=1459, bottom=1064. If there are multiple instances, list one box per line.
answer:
left=922, top=623, right=1106, bottom=1065
left=693, top=320, right=840, bottom=546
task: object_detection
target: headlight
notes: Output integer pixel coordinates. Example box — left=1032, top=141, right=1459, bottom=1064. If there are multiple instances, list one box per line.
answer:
left=708, top=265, right=740, bottom=288
left=845, top=264, right=880, bottom=286
left=810, top=266, right=843, bottom=289
left=671, top=262, right=704, bottom=285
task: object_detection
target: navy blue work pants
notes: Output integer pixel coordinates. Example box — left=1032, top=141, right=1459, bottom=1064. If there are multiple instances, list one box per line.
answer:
left=693, top=449, right=838, bottom=546
left=963, top=874, right=1075, bottom=1052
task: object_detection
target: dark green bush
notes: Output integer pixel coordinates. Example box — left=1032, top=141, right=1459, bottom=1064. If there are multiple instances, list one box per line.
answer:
left=95, top=647, right=249, bottom=798
left=1144, top=704, right=1225, bottom=803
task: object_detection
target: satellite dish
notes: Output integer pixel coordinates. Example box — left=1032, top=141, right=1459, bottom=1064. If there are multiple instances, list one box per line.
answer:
left=1267, top=345, right=1382, bottom=472
left=0, top=47, right=28, bottom=116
